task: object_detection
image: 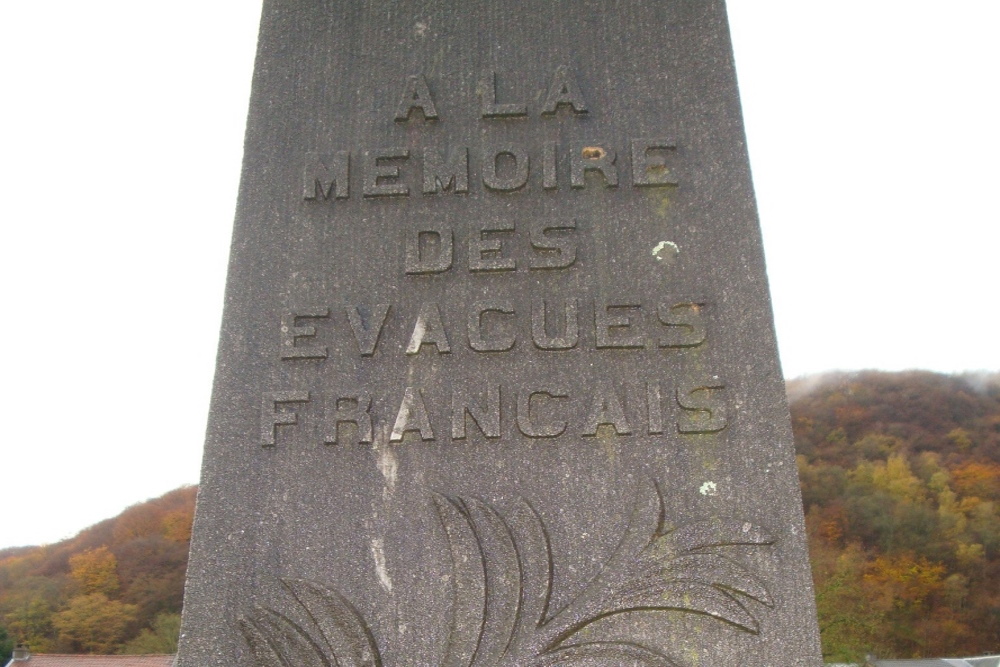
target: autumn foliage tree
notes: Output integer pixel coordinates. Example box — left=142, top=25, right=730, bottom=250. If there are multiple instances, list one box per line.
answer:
left=0, top=486, right=195, bottom=654
left=52, top=594, right=138, bottom=653
left=792, top=371, right=1000, bottom=660
left=68, top=547, right=120, bottom=596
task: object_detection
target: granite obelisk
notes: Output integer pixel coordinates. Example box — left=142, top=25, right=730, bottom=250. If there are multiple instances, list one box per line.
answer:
left=178, top=2, right=823, bottom=665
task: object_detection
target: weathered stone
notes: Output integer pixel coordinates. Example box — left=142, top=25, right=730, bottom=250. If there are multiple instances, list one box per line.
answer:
left=178, top=2, right=823, bottom=665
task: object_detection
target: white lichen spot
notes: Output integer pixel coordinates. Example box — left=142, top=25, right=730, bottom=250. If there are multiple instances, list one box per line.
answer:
left=652, top=241, right=679, bottom=265
left=699, top=481, right=718, bottom=496
left=415, top=21, right=428, bottom=37
left=371, top=538, right=393, bottom=592
left=742, top=522, right=752, bottom=533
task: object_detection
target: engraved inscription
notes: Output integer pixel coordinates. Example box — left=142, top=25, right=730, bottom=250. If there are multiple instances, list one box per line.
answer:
left=467, top=299, right=516, bottom=352
left=394, top=73, right=439, bottom=122
left=278, top=298, right=706, bottom=358
left=302, top=152, right=349, bottom=201
left=647, top=380, right=665, bottom=435
left=280, top=309, right=330, bottom=360
left=346, top=304, right=391, bottom=357
left=542, top=141, right=557, bottom=189
left=658, top=301, right=707, bottom=348
left=405, top=220, right=577, bottom=275
left=632, top=138, right=678, bottom=187
left=480, top=70, right=528, bottom=119
left=468, top=221, right=516, bottom=272
left=276, top=65, right=720, bottom=457
left=362, top=148, right=409, bottom=198
left=478, top=66, right=587, bottom=119
left=259, top=379, right=727, bottom=448
left=322, top=393, right=373, bottom=446
left=302, top=140, right=678, bottom=200
left=677, top=381, right=728, bottom=434
left=422, top=146, right=469, bottom=194
left=582, top=383, right=632, bottom=436
left=303, top=68, right=675, bottom=204
left=595, top=301, right=645, bottom=349
left=390, top=387, right=435, bottom=441
left=540, top=65, right=588, bottom=115
left=482, top=145, right=529, bottom=192
left=530, top=298, right=579, bottom=350
left=527, top=219, right=576, bottom=269
left=451, top=385, right=501, bottom=440
left=406, top=302, right=451, bottom=354
left=260, top=391, right=310, bottom=446
left=571, top=141, right=617, bottom=188
left=516, top=389, right=568, bottom=438
left=404, top=224, right=454, bottom=274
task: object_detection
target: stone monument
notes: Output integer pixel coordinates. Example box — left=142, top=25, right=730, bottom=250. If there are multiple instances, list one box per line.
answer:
left=177, top=2, right=823, bottom=665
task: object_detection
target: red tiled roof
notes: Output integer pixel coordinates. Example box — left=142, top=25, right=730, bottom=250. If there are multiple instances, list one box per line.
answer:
left=14, top=656, right=174, bottom=667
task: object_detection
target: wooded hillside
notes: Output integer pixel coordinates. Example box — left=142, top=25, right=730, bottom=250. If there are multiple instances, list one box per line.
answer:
left=0, top=370, right=997, bottom=661
left=795, top=371, right=1000, bottom=661
left=0, top=486, right=194, bottom=658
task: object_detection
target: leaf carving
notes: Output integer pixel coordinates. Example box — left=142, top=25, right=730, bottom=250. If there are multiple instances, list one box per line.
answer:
left=434, top=495, right=488, bottom=666
left=282, top=579, right=382, bottom=666
left=505, top=499, right=553, bottom=658
left=238, top=607, right=333, bottom=667
left=631, top=580, right=761, bottom=634
left=662, top=553, right=773, bottom=606
left=240, top=481, right=775, bottom=666
left=665, top=518, right=774, bottom=552
left=529, top=641, right=680, bottom=666
left=463, top=498, right=522, bottom=664
left=240, top=580, right=382, bottom=667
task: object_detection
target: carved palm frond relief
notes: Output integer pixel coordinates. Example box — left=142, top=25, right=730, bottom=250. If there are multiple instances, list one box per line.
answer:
left=239, top=579, right=382, bottom=667
left=239, top=481, right=774, bottom=666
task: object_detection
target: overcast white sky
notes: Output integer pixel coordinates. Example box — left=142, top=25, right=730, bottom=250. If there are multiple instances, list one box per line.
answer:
left=0, top=1, right=997, bottom=550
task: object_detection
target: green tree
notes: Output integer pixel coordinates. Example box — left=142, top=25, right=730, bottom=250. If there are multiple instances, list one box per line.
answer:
left=0, top=625, right=14, bottom=664
left=120, top=612, right=180, bottom=654
left=52, top=594, right=137, bottom=654
left=811, top=543, right=885, bottom=662
left=4, top=599, right=56, bottom=652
